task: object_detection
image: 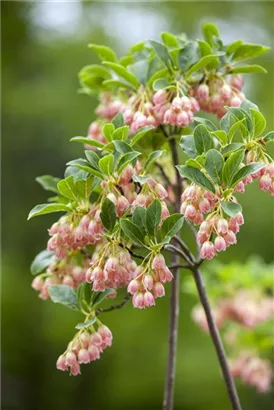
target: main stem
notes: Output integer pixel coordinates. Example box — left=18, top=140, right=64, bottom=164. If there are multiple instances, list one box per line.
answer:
left=192, top=267, right=242, bottom=410
left=163, top=137, right=182, bottom=410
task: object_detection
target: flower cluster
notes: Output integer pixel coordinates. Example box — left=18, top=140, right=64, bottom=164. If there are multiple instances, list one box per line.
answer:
left=31, top=256, right=89, bottom=300
left=180, top=185, right=218, bottom=225
left=56, top=324, right=113, bottom=376
left=257, top=163, right=274, bottom=195
left=194, top=75, right=245, bottom=118
left=230, top=352, right=273, bottom=393
left=95, top=92, right=125, bottom=120
left=127, top=254, right=173, bottom=308
left=47, top=207, right=103, bottom=258
left=86, top=245, right=137, bottom=292
left=132, top=180, right=169, bottom=219
left=153, top=91, right=200, bottom=127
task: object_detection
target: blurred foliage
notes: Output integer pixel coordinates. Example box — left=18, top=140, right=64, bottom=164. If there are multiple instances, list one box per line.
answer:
left=2, top=1, right=273, bottom=410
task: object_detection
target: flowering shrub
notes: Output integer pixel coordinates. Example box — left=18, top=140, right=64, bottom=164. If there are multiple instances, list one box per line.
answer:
left=28, top=23, right=273, bottom=408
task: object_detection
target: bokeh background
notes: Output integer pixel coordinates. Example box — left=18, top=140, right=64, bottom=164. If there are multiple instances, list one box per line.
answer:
left=2, top=1, right=274, bottom=409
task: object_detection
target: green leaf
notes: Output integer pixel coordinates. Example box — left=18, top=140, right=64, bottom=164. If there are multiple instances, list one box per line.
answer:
left=211, top=130, right=228, bottom=145
left=28, top=203, right=70, bottom=220
left=180, top=135, right=197, bottom=158
left=36, top=175, right=60, bottom=193
left=75, top=176, right=94, bottom=200
left=67, top=159, right=103, bottom=179
left=132, top=174, right=150, bottom=184
left=103, top=78, right=135, bottom=91
left=226, top=40, right=243, bottom=55
left=194, top=124, right=213, bottom=154
left=75, top=317, right=97, bottom=330
left=202, top=22, right=220, bottom=46
left=132, top=206, right=147, bottom=237
left=103, top=62, right=139, bottom=89
left=112, top=125, right=130, bottom=141
left=198, top=40, right=212, bottom=56
left=228, top=64, right=267, bottom=74
left=30, top=250, right=56, bottom=276
left=149, top=40, right=173, bottom=68
left=227, top=119, right=247, bottom=141
left=205, top=149, right=224, bottom=185
left=112, top=113, right=124, bottom=129
left=160, top=214, right=184, bottom=241
left=120, top=219, right=145, bottom=246
left=92, top=288, right=116, bottom=309
left=117, top=151, right=141, bottom=173
left=130, top=126, right=154, bottom=146
left=178, top=41, right=199, bottom=71
left=144, top=150, right=165, bottom=171
left=153, top=78, right=170, bottom=91
left=146, top=199, right=162, bottom=237
left=232, top=44, right=270, bottom=62
left=161, top=32, right=178, bottom=47
left=103, top=123, right=115, bottom=142
left=79, top=64, right=111, bottom=80
left=112, top=140, right=132, bottom=154
left=232, top=163, right=265, bottom=187
left=264, top=131, right=274, bottom=143
left=147, top=67, right=169, bottom=88
left=100, top=198, right=117, bottom=231
left=222, top=149, right=245, bottom=187
left=99, top=154, right=114, bottom=176
left=221, top=201, right=242, bottom=218
left=48, top=285, right=79, bottom=310
left=221, top=143, right=245, bottom=156
left=176, top=165, right=215, bottom=193
left=57, top=176, right=78, bottom=201
left=250, top=108, right=266, bottom=137
left=85, top=151, right=100, bottom=170
left=70, top=136, right=104, bottom=149
left=186, top=54, right=220, bottom=77
left=88, top=44, right=117, bottom=62
left=193, top=117, right=217, bottom=131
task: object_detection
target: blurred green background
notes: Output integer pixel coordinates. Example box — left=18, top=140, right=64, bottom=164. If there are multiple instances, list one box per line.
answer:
left=2, top=1, right=274, bottom=409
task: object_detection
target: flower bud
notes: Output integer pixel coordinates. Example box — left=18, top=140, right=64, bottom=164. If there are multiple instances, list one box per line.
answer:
left=78, top=348, right=90, bottom=364
left=144, top=291, right=155, bottom=307
left=153, top=282, right=165, bottom=298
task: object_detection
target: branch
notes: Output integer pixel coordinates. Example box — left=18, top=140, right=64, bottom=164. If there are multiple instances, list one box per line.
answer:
left=169, top=264, right=191, bottom=270
left=156, top=162, right=172, bottom=187
left=118, top=244, right=143, bottom=260
left=96, top=293, right=131, bottom=315
left=192, top=267, right=242, bottom=410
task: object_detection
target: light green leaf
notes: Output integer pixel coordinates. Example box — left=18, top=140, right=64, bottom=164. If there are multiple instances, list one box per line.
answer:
left=232, top=44, right=270, bottom=62
left=103, top=62, right=139, bottom=88
left=67, top=159, right=103, bottom=179
left=228, top=64, right=267, bottom=74
left=161, top=32, right=178, bottom=47
left=48, top=285, right=79, bottom=310
left=88, top=44, right=117, bottom=62
left=75, top=176, right=94, bottom=200
left=202, top=22, right=220, bottom=46
left=264, top=131, right=274, bottom=143
left=153, top=78, right=170, bottom=90
left=250, top=108, right=266, bottom=137
left=36, top=175, right=60, bottom=193
left=180, top=135, right=197, bottom=158
left=103, top=78, right=135, bottom=90
left=30, top=250, right=56, bottom=276
left=99, top=154, right=114, bottom=175
left=113, top=125, right=130, bottom=141
left=75, top=317, right=97, bottom=330
left=57, top=176, right=78, bottom=201
left=221, top=201, right=242, bottom=217
left=70, top=136, right=104, bottom=149
left=100, top=198, right=117, bottom=231
left=186, top=54, right=220, bottom=77
left=176, top=165, right=215, bottom=193
left=103, top=123, right=115, bottom=142
left=144, top=150, right=165, bottom=171
left=130, top=126, right=154, bottom=146
left=28, top=203, right=70, bottom=220
left=211, top=130, right=228, bottom=145
left=205, top=149, right=224, bottom=185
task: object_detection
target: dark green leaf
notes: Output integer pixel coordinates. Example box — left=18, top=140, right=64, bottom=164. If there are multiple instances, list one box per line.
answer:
left=120, top=219, right=145, bottom=245
left=146, top=199, right=162, bottom=237
left=30, top=250, right=56, bottom=276
left=193, top=117, right=217, bottom=131
left=28, top=203, right=70, bottom=220
left=132, top=206, right=147, bottom=237
left=205, top=149, right=224, bottom=185
left=211, top=130, right=228, bottom=145
left=117, top=151, right=141, bottom=173
left=112, top=140, right=132, bottom=154
left=92, top=288, right=116, bottom=308
left=36, top=175, right=60, bottom=193
left=153, top=78, right=170, bottom=91
left=112, top=113, right=124, bottom=129
left=186, top=54, right=220, bottom=76
left=194, top=124, right=213, bottom=154
left=180, top=135, right=197, bottom=158
left=232, top=163, right=265, bottom=187
left=178, top=41, right=199, bottom=71
left=221, top=201, right=242, bottom=217
left=85, top=151, right=100, bottom=170
left=100, top=198, right=117, bottom=231
left=176, top=165, right=215, bottom=193
left=221, top=143, right=245, bottom=156
left=264, top=131, right=274, bottom=143
left=222, top=149, right=245, bottom=187
left=160, top=214, right=184, bottom=241
left=149, top=40, right=173, bottom=68
left=48, top=285, right=79, bottom=310
left=250, top=108, right=266, bottom=137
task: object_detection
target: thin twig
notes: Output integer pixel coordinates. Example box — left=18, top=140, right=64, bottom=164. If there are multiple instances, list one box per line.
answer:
left=165, top=244, right=192, bottom=265
left=96, top=293, right=131, bottom=315
left=191, top=267, right=242, bottom=410
left=118, top=244, right=143, bottom=260
left=174, top=236, right=195, bottom=263
left=156, top=162, right=172, bottom=187
left=169, top=264, right=191, bottom=270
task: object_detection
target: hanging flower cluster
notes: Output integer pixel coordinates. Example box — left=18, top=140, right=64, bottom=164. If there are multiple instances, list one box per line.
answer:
left=28, top=22, right=273, bottom=402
